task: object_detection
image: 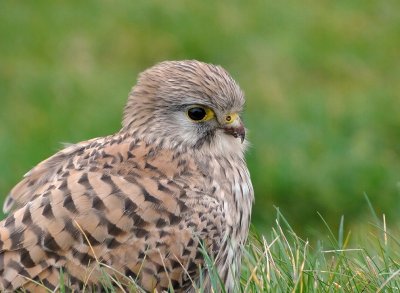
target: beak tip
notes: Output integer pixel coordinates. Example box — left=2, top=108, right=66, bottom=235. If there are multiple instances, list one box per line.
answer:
left=223, top=125, right=246, bottom=143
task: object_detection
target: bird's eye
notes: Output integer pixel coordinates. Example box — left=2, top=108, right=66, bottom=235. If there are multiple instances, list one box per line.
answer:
left=187, top=107, right=208, bottom=121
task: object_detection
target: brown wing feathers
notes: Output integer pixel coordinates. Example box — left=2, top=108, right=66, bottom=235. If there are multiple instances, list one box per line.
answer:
left=0, top=136, right=219, bottom=291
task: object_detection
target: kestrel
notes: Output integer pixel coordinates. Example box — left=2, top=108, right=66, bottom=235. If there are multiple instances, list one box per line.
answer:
left=0, top=60, right=254, bottom=292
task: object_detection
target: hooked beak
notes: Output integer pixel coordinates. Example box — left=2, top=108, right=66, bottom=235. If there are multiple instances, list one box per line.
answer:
left=223, top=121, right=245, bottom=143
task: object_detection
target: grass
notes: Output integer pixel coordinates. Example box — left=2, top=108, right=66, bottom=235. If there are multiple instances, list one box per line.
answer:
left=242, top=213, right=400, bottom=292
left=41, top=206, right=399, bottom=292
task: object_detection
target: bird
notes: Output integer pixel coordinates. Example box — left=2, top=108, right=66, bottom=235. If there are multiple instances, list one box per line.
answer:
left=0, top=60, right=254, bottom=292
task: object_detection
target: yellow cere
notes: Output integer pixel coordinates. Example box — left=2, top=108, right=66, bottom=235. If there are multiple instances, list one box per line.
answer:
left=225, top=113, right=238, bottom=124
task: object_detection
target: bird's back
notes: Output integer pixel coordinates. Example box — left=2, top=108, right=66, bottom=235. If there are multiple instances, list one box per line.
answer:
left=0, top=132, right=229, bottom=291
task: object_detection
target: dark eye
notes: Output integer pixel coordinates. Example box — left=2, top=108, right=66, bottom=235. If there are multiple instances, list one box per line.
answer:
left=187, top=107, right=207, bottom=121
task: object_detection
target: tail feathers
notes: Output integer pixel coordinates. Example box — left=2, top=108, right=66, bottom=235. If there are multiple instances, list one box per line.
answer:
left=0, top=218, right=64, bottom=291
left=0, top=250, right=53, bottom=291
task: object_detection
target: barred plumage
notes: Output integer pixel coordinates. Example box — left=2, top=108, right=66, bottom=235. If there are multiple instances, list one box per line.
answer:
left=0, top=60, right=253, bottom=292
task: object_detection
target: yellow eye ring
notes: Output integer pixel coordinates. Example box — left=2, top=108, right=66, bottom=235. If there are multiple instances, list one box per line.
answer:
left=186, top=106, right=215, bottom=122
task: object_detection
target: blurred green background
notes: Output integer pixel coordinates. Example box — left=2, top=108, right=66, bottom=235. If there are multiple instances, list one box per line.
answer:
left=1, top=0, right=399, bottom=238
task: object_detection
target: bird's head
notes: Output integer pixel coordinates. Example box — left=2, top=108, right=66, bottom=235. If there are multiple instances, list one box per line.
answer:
left=122, top=60, right=248, bottom=155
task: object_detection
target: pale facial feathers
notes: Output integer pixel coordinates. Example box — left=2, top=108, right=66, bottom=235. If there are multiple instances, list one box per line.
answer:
left=122, top=60, right=247, bottom=153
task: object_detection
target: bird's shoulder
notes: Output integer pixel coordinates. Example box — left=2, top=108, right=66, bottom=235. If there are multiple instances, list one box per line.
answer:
left=2, top=133, right=154, bottom=212
left=3, top=136, right=98, bottom=213
left=3, top=131, right=216, bottom=214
